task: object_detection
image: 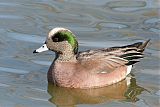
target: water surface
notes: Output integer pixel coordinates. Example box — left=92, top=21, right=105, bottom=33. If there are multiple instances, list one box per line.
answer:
left=0, top=0, right=159, bottom=107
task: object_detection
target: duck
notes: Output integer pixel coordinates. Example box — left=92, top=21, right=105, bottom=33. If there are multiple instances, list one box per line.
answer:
left=33, top=27, right=150, bottom=89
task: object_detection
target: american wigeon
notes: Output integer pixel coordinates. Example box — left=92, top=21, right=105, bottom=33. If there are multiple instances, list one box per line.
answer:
left=33, top=27, right=150, bottom=89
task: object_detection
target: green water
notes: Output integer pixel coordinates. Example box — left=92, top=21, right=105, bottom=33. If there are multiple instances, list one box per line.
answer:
left=0, top=0, right=159, bottom=107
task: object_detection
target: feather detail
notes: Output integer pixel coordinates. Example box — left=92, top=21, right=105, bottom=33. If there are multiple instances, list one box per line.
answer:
left=77, top=40, right=150, bottom=72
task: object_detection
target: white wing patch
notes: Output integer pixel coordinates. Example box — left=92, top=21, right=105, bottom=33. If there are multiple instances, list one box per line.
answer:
left=126, top=76, right=131, bottom=86
left=126, top=65, right=132, bottom=76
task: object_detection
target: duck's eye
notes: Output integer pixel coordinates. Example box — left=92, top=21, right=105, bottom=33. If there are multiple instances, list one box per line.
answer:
left=52, top=37, right=59, bottom=42
left=51, top=32, right=66, bottom=42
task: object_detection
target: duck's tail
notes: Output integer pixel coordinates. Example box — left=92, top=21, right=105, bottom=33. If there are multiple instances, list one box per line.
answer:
left=137, top=39, right=150, bottom=52
left=121, top=39, right=150, bottom=65
left=127, top=39, right=150, bottom=52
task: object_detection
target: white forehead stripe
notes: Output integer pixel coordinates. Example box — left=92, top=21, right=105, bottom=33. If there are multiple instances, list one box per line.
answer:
left=48, top=27, right=72, bottom=38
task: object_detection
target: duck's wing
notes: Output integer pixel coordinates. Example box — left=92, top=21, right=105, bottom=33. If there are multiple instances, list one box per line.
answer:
left=77, top=40, right=150, bottom=73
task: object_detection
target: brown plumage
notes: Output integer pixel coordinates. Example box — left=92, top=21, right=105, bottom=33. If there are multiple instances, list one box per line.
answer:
left=33, top=27, right=150, bottom=88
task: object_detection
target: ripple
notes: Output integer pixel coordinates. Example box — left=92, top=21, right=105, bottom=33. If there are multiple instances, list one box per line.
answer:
left=46, top=26, right=97, bottom=32
left=23, top=3, right=57, bottom=12
left=99, top=22, right=128, bottom=29
left=79, top=40, right=130, bottom=48
left=149, top=28, right=160, bottom=33
left=0, top=2, right=20, bottom=6
left=31, top=60, right=51, bottom=66
left=143, top=17, right=160, bottom=33
left=0, top=83, right=10, bottom=87
left=31, top=87, right=46, bottom=92
left=144, top=18, right=160, bottom=24
left=8, top=32, right=45, bottom=43
left=23, top=96, right=48, bottom=101
left=135, top=99, right=150, bottom=107
left=54, top=12, right=94, bottom=25
left=0, top=15, right=24, bottom=19
left=69, top=26, right=97, bottom=32
left=155, top=90, right=160, bottom=96
left=0, top=66, right=29, bottom=74
left=65, top=0, right=108, bottom=6
left=113, top=7, right=145, bottom=12
left=106, top=1, right=146, bottom=12
left=107, top=1, right=146, bottom=7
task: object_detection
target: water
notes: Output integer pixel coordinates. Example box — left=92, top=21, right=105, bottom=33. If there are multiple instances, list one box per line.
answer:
left=0, top=0, right=159, bottom=107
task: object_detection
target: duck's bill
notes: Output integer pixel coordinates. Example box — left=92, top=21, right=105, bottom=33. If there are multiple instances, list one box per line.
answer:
left=33, top=44, right=49, bottom=53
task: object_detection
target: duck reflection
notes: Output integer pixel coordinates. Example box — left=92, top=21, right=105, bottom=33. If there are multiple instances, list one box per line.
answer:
left=48, top=76, right=147, bottom=107
left=124, top=77, right=148, bottom=102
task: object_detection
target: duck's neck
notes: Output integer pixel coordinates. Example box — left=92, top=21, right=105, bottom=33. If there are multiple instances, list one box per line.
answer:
left=55, top=52, right=76, bottom=62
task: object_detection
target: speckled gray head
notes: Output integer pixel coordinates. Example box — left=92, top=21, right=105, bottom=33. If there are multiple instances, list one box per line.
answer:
left=33, top=27, right=78, bottom=55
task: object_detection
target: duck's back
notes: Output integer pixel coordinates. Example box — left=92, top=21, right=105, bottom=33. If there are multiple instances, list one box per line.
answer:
left=48, top=40, right=150, bottom=88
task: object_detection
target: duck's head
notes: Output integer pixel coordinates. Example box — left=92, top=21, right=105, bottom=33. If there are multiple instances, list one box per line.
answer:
left=33, top=27, right=78, bottom=56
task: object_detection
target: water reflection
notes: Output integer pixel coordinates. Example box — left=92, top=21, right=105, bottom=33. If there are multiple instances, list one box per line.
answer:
left=124, top=77, right=148, bottom=102
left=48, top=76, right=147, bottom=107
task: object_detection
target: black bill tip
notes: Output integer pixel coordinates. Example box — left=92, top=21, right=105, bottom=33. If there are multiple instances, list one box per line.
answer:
left=33, top=50, right=38, bottom=53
